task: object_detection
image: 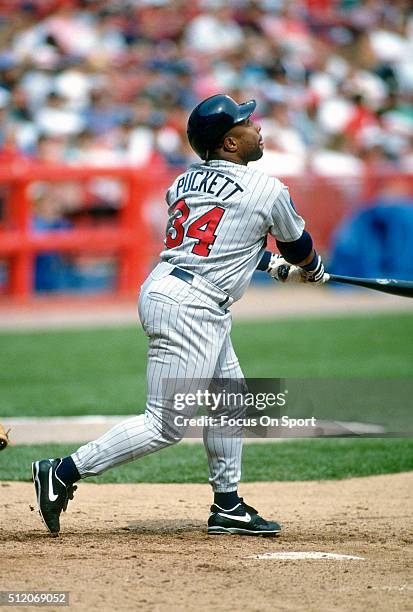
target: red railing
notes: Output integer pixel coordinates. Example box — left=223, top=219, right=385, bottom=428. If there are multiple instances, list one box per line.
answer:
left=0, top=162, right=174, bottom=300
left=0, top=162, right=412, bottom=300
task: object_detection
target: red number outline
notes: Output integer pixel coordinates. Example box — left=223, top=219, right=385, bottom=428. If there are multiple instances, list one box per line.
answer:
left=187, top=206, right=225, bottom=256
left=165, top=199, right=190, bottom=249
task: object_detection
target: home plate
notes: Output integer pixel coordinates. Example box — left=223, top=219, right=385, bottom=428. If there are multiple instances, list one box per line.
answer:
left=247, top=552, right=365, bottom=561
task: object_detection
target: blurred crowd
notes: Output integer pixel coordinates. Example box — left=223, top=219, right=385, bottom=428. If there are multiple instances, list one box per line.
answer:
left=0, top=0, right=413, bottom=177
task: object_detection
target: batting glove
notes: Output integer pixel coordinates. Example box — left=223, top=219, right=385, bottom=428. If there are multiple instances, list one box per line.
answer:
left=266, top=254, right=303, bottom=284
left=300, top=254, right=327, bottom=285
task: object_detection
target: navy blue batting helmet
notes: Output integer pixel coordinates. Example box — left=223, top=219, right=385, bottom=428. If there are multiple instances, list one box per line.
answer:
left=187, top=94, right=256, bottom=160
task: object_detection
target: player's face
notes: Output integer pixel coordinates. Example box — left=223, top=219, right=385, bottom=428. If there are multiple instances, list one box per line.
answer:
left=224, top=118, right=264, bottom=164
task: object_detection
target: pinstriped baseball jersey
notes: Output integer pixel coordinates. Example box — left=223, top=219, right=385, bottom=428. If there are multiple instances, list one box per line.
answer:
left=71, top=160, right=304, bottom=496
left=160, top=159, right=305, bottom=301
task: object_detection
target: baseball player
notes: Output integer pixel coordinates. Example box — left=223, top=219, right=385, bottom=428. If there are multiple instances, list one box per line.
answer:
left=32, top=94, right=326, bottom=536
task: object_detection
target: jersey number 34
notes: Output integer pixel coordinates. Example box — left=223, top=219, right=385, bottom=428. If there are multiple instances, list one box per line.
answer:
left=165, top=199, right=225, bottom=257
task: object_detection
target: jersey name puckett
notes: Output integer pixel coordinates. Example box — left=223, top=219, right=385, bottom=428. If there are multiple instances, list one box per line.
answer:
left=161, top=159, right=305, bottom=302
left=176, top=170, right=244, bottom=201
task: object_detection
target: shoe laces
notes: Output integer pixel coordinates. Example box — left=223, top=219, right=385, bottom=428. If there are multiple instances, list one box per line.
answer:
left=239, top=498, right=258, bottom=514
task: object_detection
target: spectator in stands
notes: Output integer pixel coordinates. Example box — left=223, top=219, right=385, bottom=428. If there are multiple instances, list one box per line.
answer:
left=0, top=0, right=411, bottom=176
left=32, top=184, right=73, bottom=292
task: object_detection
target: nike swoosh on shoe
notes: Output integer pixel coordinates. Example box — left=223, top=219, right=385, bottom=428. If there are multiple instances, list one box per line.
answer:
left=217, top=511, right=251, bottom=523
left=48, top=466, right=59, bottom=502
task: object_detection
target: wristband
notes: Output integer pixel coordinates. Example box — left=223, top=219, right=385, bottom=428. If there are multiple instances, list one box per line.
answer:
left=301, top=251, right=318, bottom=272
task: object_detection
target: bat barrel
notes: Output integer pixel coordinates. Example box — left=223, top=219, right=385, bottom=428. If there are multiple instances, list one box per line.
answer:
left=326, top=274, right=413, bottom=298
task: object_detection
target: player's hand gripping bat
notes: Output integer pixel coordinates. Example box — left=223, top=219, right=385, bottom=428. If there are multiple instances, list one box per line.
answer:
left=277, top=263, right=413, bottom=297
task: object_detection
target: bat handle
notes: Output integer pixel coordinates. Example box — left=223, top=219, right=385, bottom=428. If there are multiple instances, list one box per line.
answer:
left=324, top=273, right=331, bottom=282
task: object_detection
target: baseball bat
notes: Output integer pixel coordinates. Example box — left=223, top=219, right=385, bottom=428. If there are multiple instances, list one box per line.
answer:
left=325, top=273, right=413, bottom=298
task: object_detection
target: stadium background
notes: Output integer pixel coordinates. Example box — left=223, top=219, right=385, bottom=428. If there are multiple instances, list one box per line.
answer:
left=1, top=2, right=412, bottom=611
left=1, top=0, right=413, bottom=295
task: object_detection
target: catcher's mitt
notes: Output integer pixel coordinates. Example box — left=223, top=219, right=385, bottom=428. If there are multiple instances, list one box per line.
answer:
left=0, top=423, right=10, bottom=450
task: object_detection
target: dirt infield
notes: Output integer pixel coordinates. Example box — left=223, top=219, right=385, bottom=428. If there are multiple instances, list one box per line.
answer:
left=1, top=473, right=412, bottom=611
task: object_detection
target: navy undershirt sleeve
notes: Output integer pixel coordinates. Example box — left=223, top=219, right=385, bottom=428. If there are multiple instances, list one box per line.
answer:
left=257, top=231, right=314, bottom=270
left=276, top=230, right=313, bottom=264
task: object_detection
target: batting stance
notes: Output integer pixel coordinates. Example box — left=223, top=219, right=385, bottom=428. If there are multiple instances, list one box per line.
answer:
left=32, top=94, right=326, bottom=536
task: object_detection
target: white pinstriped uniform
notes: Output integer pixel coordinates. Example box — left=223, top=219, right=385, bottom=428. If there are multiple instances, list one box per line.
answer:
left=72, top=160, right=305, bottom=492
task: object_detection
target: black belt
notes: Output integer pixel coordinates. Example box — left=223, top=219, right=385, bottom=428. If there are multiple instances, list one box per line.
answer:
left=169, top=267, right=230, bottom=308
left=170, top=267, right=194, bottom=285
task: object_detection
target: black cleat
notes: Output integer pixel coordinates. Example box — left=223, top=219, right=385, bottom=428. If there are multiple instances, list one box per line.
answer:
left=208, top=499, right=281, bottom=536
left=32, top=459, right=77, bottom=535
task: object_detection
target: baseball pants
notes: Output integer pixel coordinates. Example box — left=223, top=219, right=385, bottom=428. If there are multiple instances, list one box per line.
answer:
left=72, top=262, right=244, bottom=492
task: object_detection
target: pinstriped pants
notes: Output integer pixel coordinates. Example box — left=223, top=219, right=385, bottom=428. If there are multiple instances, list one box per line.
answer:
left=72, top=263, right=244, bottom=492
